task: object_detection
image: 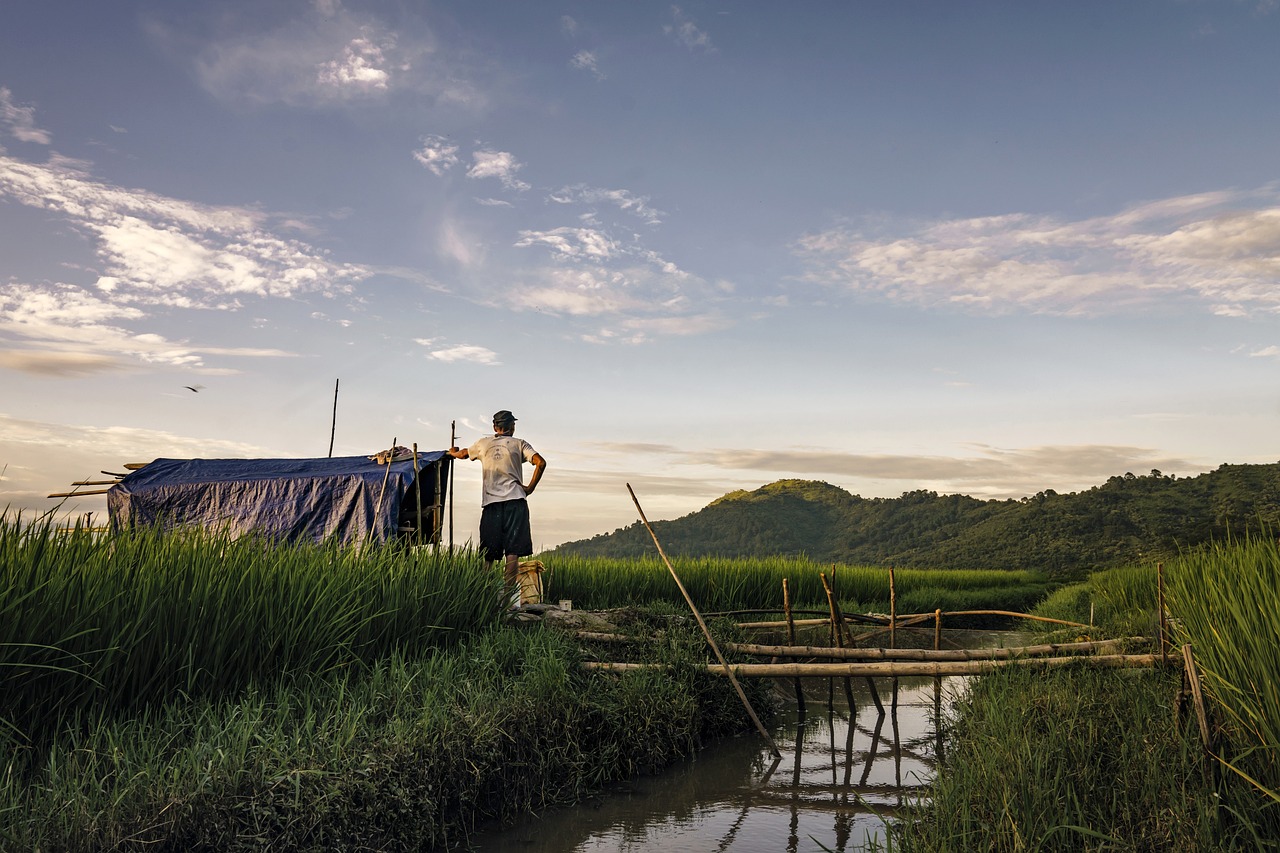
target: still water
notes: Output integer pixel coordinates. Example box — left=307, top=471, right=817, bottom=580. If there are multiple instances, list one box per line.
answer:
left=472, top=670, right=968, bottom=852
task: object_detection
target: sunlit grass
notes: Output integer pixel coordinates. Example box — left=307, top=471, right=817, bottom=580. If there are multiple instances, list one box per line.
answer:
left=540, top=553, right=1050, bottom=620
left=0, top=515, right=502, bottom=745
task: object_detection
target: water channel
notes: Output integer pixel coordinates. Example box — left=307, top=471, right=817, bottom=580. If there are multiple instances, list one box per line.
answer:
left=473, top=630, right=1023, bottom=853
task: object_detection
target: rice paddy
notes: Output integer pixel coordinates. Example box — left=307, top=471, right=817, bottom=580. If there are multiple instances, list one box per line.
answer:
left=542, top=553, right=1052, bottom=624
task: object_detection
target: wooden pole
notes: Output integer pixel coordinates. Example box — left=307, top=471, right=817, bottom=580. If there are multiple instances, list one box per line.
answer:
left=889, top=566, right=897, bottom=649
left=584, top=654, right=1172, bottom=678
left=412, top=442, right=423, bottom=546
left=934, top=608, right=943, bottom=651
left=820, top=572, right=858, bottom=711
left=783, top=578, right=805, bottom=715
left=372, top=437, right=396, bottom=538
left=449, top=420, right=456, bottom=549
left=328, top=378, right=339, bottom=457
left=576, top=634, right=1145, bottom=660
left=626, top=484, right=781, bottom=759
left=1181, top=643, right=1212, bottom=752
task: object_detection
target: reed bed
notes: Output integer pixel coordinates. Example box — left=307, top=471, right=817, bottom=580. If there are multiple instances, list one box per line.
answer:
left=1, top=624, right=769, bottom=851
left=0, top=516, right=501, bottom=746
left=1165, top=535, right=1280, bottom=813
left=542, top=553, right=1049, bottom=622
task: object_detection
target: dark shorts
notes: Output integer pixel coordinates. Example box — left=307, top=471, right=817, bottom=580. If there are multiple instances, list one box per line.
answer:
left=479, top=499, right=532, bottom=562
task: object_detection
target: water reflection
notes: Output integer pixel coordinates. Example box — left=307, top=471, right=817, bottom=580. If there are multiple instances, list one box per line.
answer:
left=472, top=673, right=964, bottom=852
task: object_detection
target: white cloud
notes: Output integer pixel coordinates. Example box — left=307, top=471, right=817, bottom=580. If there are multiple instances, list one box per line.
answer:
left=794, top=188, right=1280, bottom=318
left=413, top=134, right=460, bottom=175
left=467, top=149, right=530, bottom=192
left=0, top=87, right=52, bottom=144
left=549, top=185, right=663, bottom=224
left=0, top=153, right=368, bottom=308
left=184, top=5, right=484, bottom=109
left=664, top=7, right=714, bottom=52
left=425, top=344, right=499, bottom=365
left=561, top=15, right=580, bottom=37
left=0, top=283, right=295, bottom=372
left=515, top=227, right=620, bottom=261
left=570, top=50, right=605, bottom=80
left=316, top=34, right=393, bottom=92
left=1250, top=345, right=1280, bottom=359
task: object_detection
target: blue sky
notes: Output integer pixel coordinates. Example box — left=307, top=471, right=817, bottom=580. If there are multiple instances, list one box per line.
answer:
left=2, top=0, right=1279, bottom=549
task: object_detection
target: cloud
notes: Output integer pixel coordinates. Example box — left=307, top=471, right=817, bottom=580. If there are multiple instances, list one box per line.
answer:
left=467, top=149, right=530, bottom=192
left=0, top=153, right=368, bottom=308
left=0, top=283, right=296, bottom=372
left=1251, top=345, right=1280, bottom=359
left=421, top=343, right=499, bottom=365
left=183, top=5, right=484, bottom=109
left=549, top=185, right=663, bottom=224
left=664, top=6, right=714, bottom=52
left=570, top=50, right=605, bottom=80
left=0, top=87, right=52, bottom=144
left=515, top=227, right=620, bottom=261
left=0, top=350, right=124, bottom=377
left=795, top=187, right=1280, bottom=318
left=590, top=441, right=1204, bottom=499
left=413, top=134, right=461, bottom=175
left=0, top=414, right=270, bottom=516
left=316, top=33, right=393, bottom=92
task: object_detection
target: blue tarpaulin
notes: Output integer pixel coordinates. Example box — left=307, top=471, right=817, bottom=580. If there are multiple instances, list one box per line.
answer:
left=107, top=453, right=449, bottom=545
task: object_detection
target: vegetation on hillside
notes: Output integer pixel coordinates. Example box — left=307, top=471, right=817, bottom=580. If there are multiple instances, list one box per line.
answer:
left=551, top=463, right=1280, bottom=575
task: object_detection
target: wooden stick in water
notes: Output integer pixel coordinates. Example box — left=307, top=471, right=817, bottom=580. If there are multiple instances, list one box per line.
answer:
left=627, top=483, right=781, bottom=759
left=783, top=577, right=805, bottom=715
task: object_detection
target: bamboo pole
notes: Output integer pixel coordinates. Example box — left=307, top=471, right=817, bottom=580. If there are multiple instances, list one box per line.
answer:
left=720, top=638, right=1143, bottom=661
left=737, top=611, right=1091, bottom=631
left=583, top=653, right=1172, bottom=678
left=626, top=484, right=781, bottom=759
left=412, top=442, right=423, bottom=546
left=889, top=566, right=897, bottom=649
left=739, top=617, right=843, bottom=630
left=70, top=480, right=121, bottom=486
left=783, top=578, right=805, bottom=715
left=449, top=420, right=456, bottom=549
left=934, top=608, right=942, bottom=651
left=820, top=572, right=857, bottom=710
left=573, top=634, right=1146, bottom=660
left=47, top=489, right=111, bottom=497
left=1182, top=643, right=1212, bottom=752
left=371, top=437, right=396, bottom=538
left=328, top=378, right=339, bottom=457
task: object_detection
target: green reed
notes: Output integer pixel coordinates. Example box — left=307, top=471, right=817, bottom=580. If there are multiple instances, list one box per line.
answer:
left=0, top=515, right=501, bottom=745
left=1165, top=535, right=1280, bottom=809
left=541, top=553, right=1047, bottom=615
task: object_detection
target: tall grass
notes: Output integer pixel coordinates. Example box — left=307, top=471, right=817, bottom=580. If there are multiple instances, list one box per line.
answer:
left=2, top=625, right=770, bottom=851
left=894, top=665, right=1237, bottom=851
left=542, top=553, right=1050, bottom=618
left=0, top=516, right=501, bottom=746
left=1166, top=535, right=1280, bottom=810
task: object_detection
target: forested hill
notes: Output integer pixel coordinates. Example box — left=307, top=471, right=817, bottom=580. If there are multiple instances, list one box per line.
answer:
left=550, top=463, right=1280, bottom=576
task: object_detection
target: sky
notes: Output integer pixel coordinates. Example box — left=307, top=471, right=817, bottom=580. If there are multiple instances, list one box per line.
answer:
left=2, top=0, right=1279, bottom=551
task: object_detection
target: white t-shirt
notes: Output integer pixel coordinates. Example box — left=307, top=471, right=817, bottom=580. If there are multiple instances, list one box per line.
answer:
left=467, top=434, right=538, bottom=506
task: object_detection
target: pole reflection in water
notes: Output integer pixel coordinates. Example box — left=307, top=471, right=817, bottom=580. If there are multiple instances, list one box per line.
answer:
left=472, top=672, right=966, bottom=853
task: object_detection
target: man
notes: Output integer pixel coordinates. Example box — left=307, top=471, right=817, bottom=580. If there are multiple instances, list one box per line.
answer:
left=448, top=410, right=547, bottom=600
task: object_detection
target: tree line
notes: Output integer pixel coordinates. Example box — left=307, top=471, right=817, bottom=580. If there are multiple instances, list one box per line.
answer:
left=550, top=463, right=1280, bottom=577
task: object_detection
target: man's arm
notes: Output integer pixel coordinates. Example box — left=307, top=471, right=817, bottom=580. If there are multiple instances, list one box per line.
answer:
left=524, top=453, right=546, bottom=495
left=447, top=446, right=469, bottom=460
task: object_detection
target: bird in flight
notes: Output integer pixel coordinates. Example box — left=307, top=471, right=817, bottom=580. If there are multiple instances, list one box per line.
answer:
left=184, top=384, right=206, bottom=393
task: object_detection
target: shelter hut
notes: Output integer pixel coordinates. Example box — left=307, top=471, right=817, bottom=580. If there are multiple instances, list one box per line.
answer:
left=101, top=451, right=450, bottom=546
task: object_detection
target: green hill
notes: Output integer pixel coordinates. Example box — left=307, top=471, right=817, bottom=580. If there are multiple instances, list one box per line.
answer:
left=550, top=463, right=1280, bottom=576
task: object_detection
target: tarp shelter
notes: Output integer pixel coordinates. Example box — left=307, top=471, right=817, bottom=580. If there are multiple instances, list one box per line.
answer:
left=107, top=453, right=450, bottom=545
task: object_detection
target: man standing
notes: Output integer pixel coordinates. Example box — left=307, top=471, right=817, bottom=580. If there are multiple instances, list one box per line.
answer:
left=448, top=410, right=547, bottom=600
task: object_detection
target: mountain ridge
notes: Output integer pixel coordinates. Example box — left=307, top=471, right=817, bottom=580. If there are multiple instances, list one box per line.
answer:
left=550, top=463, right=1280, bottom=576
